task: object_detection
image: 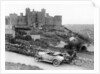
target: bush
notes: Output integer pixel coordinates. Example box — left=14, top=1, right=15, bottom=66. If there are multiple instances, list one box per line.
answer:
left=25, top=35, right=32, bottom=41
left=5, top=34, right=13, bottom=42
left=16, top=30, right=27, bottom=35
left=35, top=39, right=49, bottom=48
left=15, top=35, right=32, bottom=41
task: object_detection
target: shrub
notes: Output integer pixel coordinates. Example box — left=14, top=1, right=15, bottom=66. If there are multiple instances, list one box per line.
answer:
left=16, top=30, right=27, bottom=35
left=15, top=35, right=32, bottom=41
left=5, top=34, right=13, bottom=42
left=35, top=39, right=49, bottom=48
left=25, top=35, right=32, bottom=41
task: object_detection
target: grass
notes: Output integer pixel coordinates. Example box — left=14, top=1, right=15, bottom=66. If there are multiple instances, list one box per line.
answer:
left=66, top=24, right=94, bottom=43
left=5, top=24, right=94, bottom=70
left=74, top=51, right=94, bottom=70
left=5, top=62, right=43, bottom=70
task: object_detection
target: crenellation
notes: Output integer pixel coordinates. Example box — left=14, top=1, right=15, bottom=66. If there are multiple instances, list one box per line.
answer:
left=5, top=8, right=62, bottom=28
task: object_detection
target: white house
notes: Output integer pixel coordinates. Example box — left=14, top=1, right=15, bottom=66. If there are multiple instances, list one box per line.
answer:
left=5, top=25, right=15, bottom=37
left=31, top=35, right=41, bottom=40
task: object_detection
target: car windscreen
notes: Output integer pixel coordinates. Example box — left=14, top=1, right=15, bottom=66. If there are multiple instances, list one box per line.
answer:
left=47, top=52, right=54, bottom=55
left=57, top=54, right=63, bottom=56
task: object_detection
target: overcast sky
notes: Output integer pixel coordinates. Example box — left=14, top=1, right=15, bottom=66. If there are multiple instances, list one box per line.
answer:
left=3, top=1, right=94, bottom=24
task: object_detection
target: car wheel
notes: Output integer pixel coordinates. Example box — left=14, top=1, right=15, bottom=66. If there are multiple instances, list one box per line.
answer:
left=53, top=59, right=60, bottom=67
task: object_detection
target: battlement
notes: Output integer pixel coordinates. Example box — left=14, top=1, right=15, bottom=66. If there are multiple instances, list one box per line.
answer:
left=5, top=8, right=62, bottom=28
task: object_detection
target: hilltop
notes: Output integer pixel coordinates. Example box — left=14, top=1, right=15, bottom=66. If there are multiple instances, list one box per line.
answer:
left=65, top=24, right=94, bottom=44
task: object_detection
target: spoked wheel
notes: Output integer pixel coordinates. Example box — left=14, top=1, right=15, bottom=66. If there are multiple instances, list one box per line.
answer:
left=53, top=59, right=60, bottom=67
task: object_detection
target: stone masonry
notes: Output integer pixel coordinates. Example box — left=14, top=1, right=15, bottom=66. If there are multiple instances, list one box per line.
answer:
left=5, top=8, right=62, bottom=28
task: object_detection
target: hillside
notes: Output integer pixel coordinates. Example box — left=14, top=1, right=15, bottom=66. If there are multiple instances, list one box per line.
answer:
left=6, top=24, right=94, bottom=57
left=65, top=24, right=94, bottom=44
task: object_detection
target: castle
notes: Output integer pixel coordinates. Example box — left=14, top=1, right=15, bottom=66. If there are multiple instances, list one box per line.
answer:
left=5, top=8, right=62, bottom=28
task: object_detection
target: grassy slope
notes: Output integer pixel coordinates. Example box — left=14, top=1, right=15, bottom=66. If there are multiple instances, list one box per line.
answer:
left=5, top=24, right=94, bottom=70
left=65, top=24, right=94, bottom=44
left=65, top=24, right=94, bottom=38
left=5, top=62, right=42, bottom=70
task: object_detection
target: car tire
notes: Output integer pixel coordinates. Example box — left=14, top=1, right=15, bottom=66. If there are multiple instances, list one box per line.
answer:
left=53, top=59, right=60, bottom=67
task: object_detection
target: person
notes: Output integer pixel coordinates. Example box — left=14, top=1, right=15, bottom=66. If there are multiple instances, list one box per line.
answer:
left=71, top=47, right=77, bottom=59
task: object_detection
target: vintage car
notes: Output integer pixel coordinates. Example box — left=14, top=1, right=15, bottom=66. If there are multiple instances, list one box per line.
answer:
left=34, top=50, right=77, bottom=66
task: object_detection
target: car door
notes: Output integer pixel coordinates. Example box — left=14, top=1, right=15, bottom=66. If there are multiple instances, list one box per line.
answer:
left=41, top=52, right=48, bottom=60
left=46, top=52, right=54, bottom=61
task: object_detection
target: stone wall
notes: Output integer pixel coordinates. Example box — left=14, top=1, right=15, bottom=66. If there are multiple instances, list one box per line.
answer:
left=17, top=13, right=26, bottom=26
left=26, top=8, right=36, bottom=26
left=5, top=8, right=62, bottom=28
left=37, top=11, right=45, bottom=27
left=9, top=14, right=18, bottom=26
left=54, top=16, right=62, bottom=25
left=45, top=16, right=54, bottom=25
left=5, top=16, right=10, bottom=25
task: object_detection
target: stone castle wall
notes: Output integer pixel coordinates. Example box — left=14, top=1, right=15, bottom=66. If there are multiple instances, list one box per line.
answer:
left=5, top=8, right=62, bottom=28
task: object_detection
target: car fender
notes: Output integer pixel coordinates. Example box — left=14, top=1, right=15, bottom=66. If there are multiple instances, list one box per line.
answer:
left=55, top=56, right=64, bottom=62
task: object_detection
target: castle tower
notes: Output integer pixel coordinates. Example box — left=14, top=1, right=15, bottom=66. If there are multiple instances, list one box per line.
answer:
left=41, top=8, right=46, bottom=16
left=9, top=13, right=18, bottom=26
left=36, top=9, right=46, bottom=28
left=26, top=8, right=36, bottom=26
left=54, top=16, right=62, bottom=25
left=26, top=8, right=30, bottom=16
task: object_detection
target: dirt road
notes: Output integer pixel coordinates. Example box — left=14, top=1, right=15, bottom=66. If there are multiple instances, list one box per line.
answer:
left=5, top=51, right=86, bottom=70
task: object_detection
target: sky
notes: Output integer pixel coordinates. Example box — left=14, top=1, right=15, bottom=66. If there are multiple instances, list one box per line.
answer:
left=3, top=1, right=94, bottom=24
